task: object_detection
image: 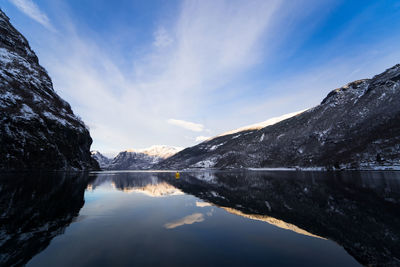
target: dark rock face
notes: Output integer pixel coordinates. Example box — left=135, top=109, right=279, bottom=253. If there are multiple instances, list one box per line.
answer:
left=0, top=10, right=99, bottom=170
left=158, top=64, right=400, bottom=170
left=0, top=172, right=96, bottom=266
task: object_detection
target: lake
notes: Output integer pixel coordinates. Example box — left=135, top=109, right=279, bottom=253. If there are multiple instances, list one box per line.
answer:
left=1, top=170, right=399, bottom=266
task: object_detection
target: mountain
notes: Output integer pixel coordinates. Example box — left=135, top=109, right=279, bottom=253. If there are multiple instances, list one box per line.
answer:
left=91, top=151, right=111, bottom=169
left=107, top=145, right=183, bottom=170
left=157, top=64, right=400, bottom=170
left=0, top=10, right=98, bottom=170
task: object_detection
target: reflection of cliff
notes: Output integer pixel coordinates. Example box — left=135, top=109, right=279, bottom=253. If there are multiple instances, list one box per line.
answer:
left=222, top=207, right=324, bottom=239
left=89, top=173, right=183, bottom=197
left=0, top=172, right=95, bottom=266
left=158, top=171, right=400, bottom=267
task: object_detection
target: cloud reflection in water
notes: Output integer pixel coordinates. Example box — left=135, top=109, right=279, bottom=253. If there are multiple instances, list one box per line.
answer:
left=164, top=213, right=205, bottom=229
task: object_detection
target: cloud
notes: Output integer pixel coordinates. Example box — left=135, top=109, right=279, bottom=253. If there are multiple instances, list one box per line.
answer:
left=31, top=0, right=294, bottom=152
left=27, top=0, right=400, bottom=155
left=167, top=119, right=204, bottom=132
left=195, top=136, right=210, bottom=142
left=196, top=201, right=212, bottom=207
left=164, top=213, right=204, bottom=229
left=153, top=27, right=173, bottom=48
left=9, top=0, right=55, bottom=31
left=30, top=0, right=326, bottom=153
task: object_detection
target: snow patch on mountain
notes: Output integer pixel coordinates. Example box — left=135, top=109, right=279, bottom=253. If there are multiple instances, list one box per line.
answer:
left=217, top=109, right=307, bottom=138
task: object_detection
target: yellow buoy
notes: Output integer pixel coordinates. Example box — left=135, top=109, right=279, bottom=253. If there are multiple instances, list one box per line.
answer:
left=175, top=172, right=180, bottom=179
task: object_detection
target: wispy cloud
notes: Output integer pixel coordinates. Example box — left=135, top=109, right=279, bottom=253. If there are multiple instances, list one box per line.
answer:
left=164, top=213, right=204, bottom=229
left=25, top=0, right=400, bottom=154
left=153, top=27, right=173, bottom=48
left=29, top=0, right=324, bottom=152
left=9, top=0, right=55, bottom=31
left=167, top=119, right=204, bottom=132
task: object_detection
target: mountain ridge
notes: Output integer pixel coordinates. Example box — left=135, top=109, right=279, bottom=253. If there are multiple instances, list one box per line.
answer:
left=156, top=64, right=400, bottom=170
left=93, top=145, right=183, bottom=170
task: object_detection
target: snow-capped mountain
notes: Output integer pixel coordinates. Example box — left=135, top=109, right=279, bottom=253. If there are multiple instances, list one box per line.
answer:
left=157, top=64, right=400, bottom=170
left=0, top=10, right=98, bottom=170
left=107, top=145, right=183, bottom=170
left=91, top=151, right=111, bottom=169
left=127, top=145, right=184, bottom=159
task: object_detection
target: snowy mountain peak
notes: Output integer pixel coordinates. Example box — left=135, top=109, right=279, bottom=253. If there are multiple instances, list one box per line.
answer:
left=102, top=145, right=184, bottom=170
left=126, top=145, right=184, bottom=159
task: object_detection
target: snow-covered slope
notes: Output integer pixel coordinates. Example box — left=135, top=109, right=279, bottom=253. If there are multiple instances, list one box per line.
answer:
left=0, top=9, right=98, bottom=170
left=108, top=145, right=183, bottom=170
left=218, top=110, right=306, bottom=137
left=157, top=64, right=400, bottom=170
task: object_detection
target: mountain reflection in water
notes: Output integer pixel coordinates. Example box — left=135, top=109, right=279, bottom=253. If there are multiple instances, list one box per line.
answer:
left=0, top=172, right=95, bottom=266
left=164, top=171, right=400, bottom=266
left=0, top=171, right=399, bottom=266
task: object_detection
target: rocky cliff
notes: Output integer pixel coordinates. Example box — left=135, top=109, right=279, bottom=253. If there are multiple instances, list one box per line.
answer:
left=158, top=64, right=400, bottom=170
left=0, top=10, right=99, bottom=170
left=91, top=151, right=111, bottom=169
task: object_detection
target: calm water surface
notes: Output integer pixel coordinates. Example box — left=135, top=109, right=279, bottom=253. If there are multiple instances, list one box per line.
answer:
left=1, top=170, right=399, bottom=266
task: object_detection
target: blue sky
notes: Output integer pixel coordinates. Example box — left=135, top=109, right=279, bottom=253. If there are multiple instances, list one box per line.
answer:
left=2, top=0, right=400, bottom=155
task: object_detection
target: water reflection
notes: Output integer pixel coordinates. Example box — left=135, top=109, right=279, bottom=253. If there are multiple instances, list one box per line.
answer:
left=87, top=170, right=400, bottom=266
left=164, top=213, right=205, bottom=229
left=0, top=170, right=399, bottom=266
left=162, top=171, right=400, bottom=266
left=0, top=172, right=95, bottom=266
left=88, top=173, right=183, bottom=197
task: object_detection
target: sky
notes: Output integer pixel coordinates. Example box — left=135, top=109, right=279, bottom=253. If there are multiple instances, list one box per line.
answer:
left=2, top=0, right=400, bottom=156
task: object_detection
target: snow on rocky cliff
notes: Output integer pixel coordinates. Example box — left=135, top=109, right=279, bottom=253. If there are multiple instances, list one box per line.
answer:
left=0, top=9, right=98, bottom=170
